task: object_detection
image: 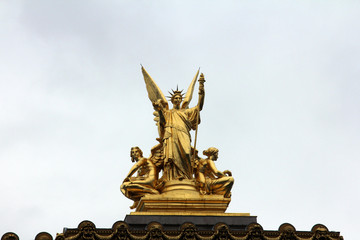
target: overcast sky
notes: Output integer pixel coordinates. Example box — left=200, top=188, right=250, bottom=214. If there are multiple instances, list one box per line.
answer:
left=1, top=1, right=359, bottom=239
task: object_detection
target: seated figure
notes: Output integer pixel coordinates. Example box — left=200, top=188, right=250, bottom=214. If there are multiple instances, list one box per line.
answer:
left=195, top=147, right=234, bottom=198
left=120, top=147, right=159, bottom=209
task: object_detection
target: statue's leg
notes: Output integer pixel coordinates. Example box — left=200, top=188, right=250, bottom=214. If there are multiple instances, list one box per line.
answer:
left=210, top=177, right=234, bottom=198
left=126, top=183, right=159, bottom=195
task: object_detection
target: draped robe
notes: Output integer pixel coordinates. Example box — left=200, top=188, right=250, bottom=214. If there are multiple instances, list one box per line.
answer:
left=160, top=107, right=200, bottom=181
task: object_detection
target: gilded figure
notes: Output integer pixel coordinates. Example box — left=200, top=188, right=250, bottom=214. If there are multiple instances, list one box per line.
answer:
left=120, top=147, right=159, bottom=209
left=195, top=147, right=234, bottom=198
left=120, top=67, right=235, bottom=212
left=142, top=67, right=205, bottom=181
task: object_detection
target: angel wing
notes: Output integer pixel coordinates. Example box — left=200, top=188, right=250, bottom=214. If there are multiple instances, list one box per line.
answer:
left=149, top=139, right=165, bottom=170
left=181, top=68, right=200, bottom=109
left=141, top=66, right=169, bottom=110
left=141, top=66, right=168, bottom=138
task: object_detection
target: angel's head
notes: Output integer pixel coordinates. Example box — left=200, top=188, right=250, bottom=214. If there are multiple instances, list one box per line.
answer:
left=130, top=146, right=143, bottom=162
left=171, top=94, right=183, bottom=107
left=168, top=87, right=185, bottom=109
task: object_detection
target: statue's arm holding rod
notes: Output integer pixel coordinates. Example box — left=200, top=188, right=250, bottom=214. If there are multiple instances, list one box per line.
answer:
left=192, top=73, right=206, bottom=163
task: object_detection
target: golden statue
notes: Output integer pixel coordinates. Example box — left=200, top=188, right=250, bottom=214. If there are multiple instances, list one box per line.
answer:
left=120, top=147, right=159, bottom=209
left=120, top=67, right=234, bottom=212
left=195, top=147, right=234, bottom=198
left=144, top=66, right=205, bottom=181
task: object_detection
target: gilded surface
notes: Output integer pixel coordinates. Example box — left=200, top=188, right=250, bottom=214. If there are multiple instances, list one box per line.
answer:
left=121, top=147, right=159, bottom=209
left=120, top=67, right=234, bottom=211
left=195, top=147, right=234, bottom=198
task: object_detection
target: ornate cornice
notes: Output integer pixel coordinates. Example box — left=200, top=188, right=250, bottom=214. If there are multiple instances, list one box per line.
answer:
left=1, top=221, right=343, bottom=240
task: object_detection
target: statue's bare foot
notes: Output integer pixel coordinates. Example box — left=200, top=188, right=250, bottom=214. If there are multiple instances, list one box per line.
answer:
left=130, top=200, right=139, bottom=209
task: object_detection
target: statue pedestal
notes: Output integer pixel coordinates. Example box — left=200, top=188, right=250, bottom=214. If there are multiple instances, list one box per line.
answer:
left=136, top=193, right=231, bottom=213
left=134, top=179, right=231, bottom=213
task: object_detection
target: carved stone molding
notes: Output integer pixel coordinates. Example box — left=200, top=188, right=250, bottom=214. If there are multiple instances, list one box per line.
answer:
left=1, top=221, right=343, bottom=240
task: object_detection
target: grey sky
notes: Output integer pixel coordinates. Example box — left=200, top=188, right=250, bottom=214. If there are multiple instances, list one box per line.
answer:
left=1, top=1, right=359, bottom=239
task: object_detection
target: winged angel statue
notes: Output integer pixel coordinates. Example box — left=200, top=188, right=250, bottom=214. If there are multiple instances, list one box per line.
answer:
left=121, top=67, right=233, bottom=209
left=142, top=66, right=205, bottom=181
